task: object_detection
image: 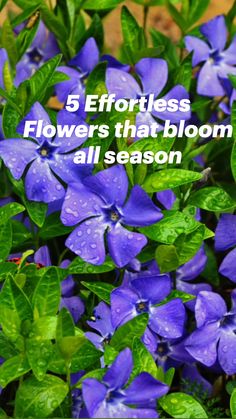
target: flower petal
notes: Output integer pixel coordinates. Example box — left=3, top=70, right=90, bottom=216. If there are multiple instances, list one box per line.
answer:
left=185, top=36, right=210, bottom=66
left=61, top=183, right=103, bottom=227
left=84, top=165, right=128, bottom=206
left=197, top=62, right=225, bottom=96
left=124, top=372, right=168, bottom=404
left=60, top=296, right=84, bottom=323
left=82, top=378, right=107, bottom=417
left=223, top=35, right=236, bottom=65
left=111, top=286, right=138, bottom=329
left=185, top=322, right=220, bottom=366
left=0, top=139, right=37, bottom=180
left=149, top=299, right=185, bottom=338
left=65, top=217, right=106, bottom=265
left=200, top=15, right=227, bottom=51
left=131, top=275, right=171, bottom=304
left=17, top=102, right=51, bottom=143
left=156, top=189, right=176, bottom=210
left=34, top=245, right=51, bottom=266
left=87, top=301, right=113, bottom=337
left=152, top=85, right=191, bottom=123
left=106, top=68, right=141, bottom=99
left=107, top=224, right=147, bottom=268
left=69, top=38, right=99, bottom=75
left=25, top=158, right=65, bottom=203
left=135, top=58, right=168, bottom=97
left=176, top=246, right=207, bottom=282
left=122, top=185, right=163, bottom=227
left=0, top=48, right=8, bottom=89
left=218, top=330, right=236, bottom=374
left=215, top=214, right=236, bottom=251
left=103, top=348, right=133, bottom=390
left=195, top=291, right=226, bottom=327
left=53, top=109, right=88, bottom=152
left=219, top=248, right=236, bottom=283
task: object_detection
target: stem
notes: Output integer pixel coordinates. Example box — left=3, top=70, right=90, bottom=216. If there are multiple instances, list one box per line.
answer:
left=58, top=248, right=69, bottom=266
left=143, top=6, right=149, bottom=39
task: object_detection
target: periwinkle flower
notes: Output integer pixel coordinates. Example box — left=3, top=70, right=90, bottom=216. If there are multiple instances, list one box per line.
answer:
left=185, top=290, right=236, bottom=374
left=0, top=102, right=91, bottom=203
left=86, top=302, right=115, bottom=351
left=106, top=57, right=190, bottom=138
left=60, top=165, right=162, bottom=267
left=111, top=275, right=185, bottom=339
left=82, top=348, right=169, bottom=418
left=15, top=21, right=60, bottom=86
left=215, top=214, right=236, bottom=282
left=185, top=15, right=236, bottom=96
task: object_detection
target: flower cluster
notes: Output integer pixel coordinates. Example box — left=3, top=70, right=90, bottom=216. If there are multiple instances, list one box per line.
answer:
left=0, top=3, right=236, bottom=419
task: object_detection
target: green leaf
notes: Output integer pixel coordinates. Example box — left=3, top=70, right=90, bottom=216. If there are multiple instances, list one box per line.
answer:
left=131, top=337, right=157, bottom=380
left=32, top=267, right=60, bottom=318
left=0, top=221, right=12, bottom=262
left=81, top=281, right=115, bottom=304
left=2, top=19, right=18, bottom=68
left=58, top=336, right=86, bottom=361
left=27, top=54, right=62, bottom=109
left=0, top=333, right=18, bottom=359
left=39, top=211, right=73, bottom=239
left=40, top=2, right=68, bottom=43
left=160, top=392, right=208, bottom=418
left=68, top=257, right=115, bottom=274
left=231, top=389, right=236, bottom=418
left=16, top=17, right=40, bottom=60
left=155, top=244, right=179, bottom=273
left=0, top=202, right=25, bottom=225
left=140, top=211, right=200, bottom=244
left=188, top=0, right=210, bottom=26
left=26, top=339, right=53, bottom=381
left=142, top=169, right=202, bottom=192
left=167, top=2, right=187, bottom=32
left=12, top=220, right=31, bottom=249
left=31, top=316, right=58, bottom=340
left=76, top=369, right=105, bottom=388
left=0, top=0, right=7, bottom=11
left=0, top=355, right=30, bottom=388
left=2, top=98, right=22, bottom=138
left=104, top=345, right=119, bottom=365
left=10, top=176, right=47, bottom=227
left=175, top=225, right=205, bottom=265
left=82, top=0, right=123, bottom=9
left=150, top=28, right=179, bottom=69
left=49, top=340, right=102, bottom=374
left=0, top=262, right=17, bottom=280
left=56, top=308, right=75, bottom=340
left=0, top=275, right=33, bottom=324
left=15, top=374, right=69, bottom=418
left=86, top=62, right=107, bottom=97
left=110, top=314, right=148, bottom=351
left=121, top=6, right=145, bottom=64
left=188, top=187, right=236, bottom=212
left=164, top=290, right=195, bottom=304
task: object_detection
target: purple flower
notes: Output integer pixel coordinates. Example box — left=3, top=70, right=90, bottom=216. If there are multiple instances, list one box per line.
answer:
left=61, top=165, right=162, bottom=267
left=185, top=15, right=236, bottom=96
left=111, top=275, right=185, bottom=339
left=215, top=214, right=236, bottom=282
left=143, top=328, right=193, bottom=371
left=0, top=102, right=91, bottom=203
left=106, top=58, right=190, bottom=138
left=15, top=21, right=59, bottom=86
left=55, top=37, right=129, bottom=112
left=185, top=290, right=236, bottom=374
left=82, top=348, right=169, bottom=418
left=86, top=302, right=115, bottom=351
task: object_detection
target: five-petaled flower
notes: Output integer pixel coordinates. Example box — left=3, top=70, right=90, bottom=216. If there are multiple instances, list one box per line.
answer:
left=60, top=165, right=162, bottom=267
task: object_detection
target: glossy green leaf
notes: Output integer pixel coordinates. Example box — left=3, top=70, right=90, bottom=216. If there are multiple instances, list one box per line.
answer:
left=110, top=314, right=148, bottom=351
left=0, top=221, right=12, bottom=262
left=83, top=0, right=123, bottom=9
left=68, top=257, right=114, bottom=274
left=155, top=244, right=180, bottom=273
left=0, top=275, right=33, bottom=324
left=231, top=389, right=236, bottom=418
left=15, top=374, right=68, bottom=418
left=26, top=339, right=53, bottom=381
left=31, top=316, right=58, bottom=340
left=131, top=337, right=157, bottom=380
left=175, top=226, right=205, bottom=265
left=56, top=308, right=75, bottom=340
left=0, top=355, right=30, bottom=388
left=160, top=392, right=208, bottom=418
left=142, top=169, right=202, bottom=192
left=81, top=281, right=115, bottom=304
left=121, top=6, right=145, bottom=64
left=140, top=211, right=200, bottom=244
left=0, top=202, right=25, bottom=225
left=189, top=187, right=236, bottom=212
left=39, top=212, right=73, bottom=239
left=32, top=267, right=60, bottom=318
